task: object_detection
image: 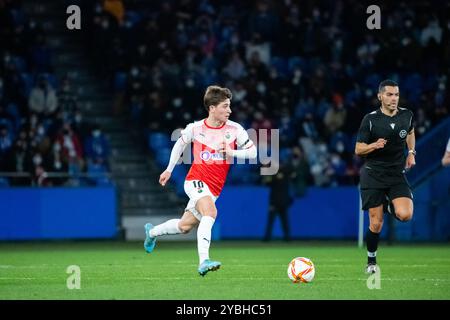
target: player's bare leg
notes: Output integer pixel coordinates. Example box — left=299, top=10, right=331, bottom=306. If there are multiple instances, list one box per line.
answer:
left=391, top=197, right=413, bottom=221
left=196, top=195, right=221, bottom=276
left=178, top=211, right=200, bottom=233
left=144, top=211, right=199, bottom=253
left=366, top=205, right=384, bottom=273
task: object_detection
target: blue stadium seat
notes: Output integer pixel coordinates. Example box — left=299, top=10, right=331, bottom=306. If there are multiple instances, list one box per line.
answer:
left=155, top=147, right=172, bottom=167
left=10, top=9, right=26, bottom=26
left=171, top=165, right=188, bottom=196
left=0, top=118, right=14, bottom=137
left=403, top=73, right=422, bottom=102
left=20, top=73, right=34, bottom=98
left=39, top=73, right=58, bottom=89
left=13, top=56, right=27, bottom=72
left=0, top=177, right=9, bottom=187
left=4, top=103, right=21, bottom=133
left=270, top=56, right=289, bottom=78
left=288, top=56, right=305, bottom=74
left=364, top=74, right=382, bottom=90
left=114, top=72, right=127, bottom=92
left=148, top=132, right=170, bottom=152
left=86, top=162, right=112, bottom=186
left=171, top=165, right=188, bottom=184
left=124, top=11, right=143, bottom=27
left=279, top=147, right=292, bottom=162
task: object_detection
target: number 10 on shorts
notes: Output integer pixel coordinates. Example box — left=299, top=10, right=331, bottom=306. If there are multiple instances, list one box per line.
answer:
left=193, top=180, right=204, bottom=193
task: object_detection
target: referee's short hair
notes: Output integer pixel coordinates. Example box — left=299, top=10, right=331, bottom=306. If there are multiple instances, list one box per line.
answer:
left=379, top=79, right=399, bottom=93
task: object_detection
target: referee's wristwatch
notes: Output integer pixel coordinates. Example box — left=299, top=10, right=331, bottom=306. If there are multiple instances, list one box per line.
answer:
left=408, top=149, right=417, bottom=156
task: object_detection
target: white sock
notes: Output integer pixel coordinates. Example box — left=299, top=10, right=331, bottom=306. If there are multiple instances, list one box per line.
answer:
left=149, top=219, right=181, bottom=237
left=197, top=216, right=215, bottom=264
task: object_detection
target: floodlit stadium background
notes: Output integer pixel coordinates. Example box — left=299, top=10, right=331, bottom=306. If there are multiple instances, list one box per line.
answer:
left=0, top=0, right=449, bottom=300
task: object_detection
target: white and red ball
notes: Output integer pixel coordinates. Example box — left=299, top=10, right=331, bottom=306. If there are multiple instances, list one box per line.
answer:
left=287, top=257, right=315, bottom=283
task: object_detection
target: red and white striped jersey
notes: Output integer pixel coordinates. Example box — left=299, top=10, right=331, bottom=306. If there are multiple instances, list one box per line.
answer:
left=181, top=119, right=254, bottom=196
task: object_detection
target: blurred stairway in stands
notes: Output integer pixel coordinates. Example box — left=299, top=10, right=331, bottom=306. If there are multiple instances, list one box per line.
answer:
left=23, top=0, right=188, bottom=240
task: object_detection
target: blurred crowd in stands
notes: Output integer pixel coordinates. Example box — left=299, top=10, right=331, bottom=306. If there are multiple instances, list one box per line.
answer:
left=2, top=0, right=450, bottom=190
left=83, top=0, right=449, bottom=189
left=0, top=0, right=110, bottom=186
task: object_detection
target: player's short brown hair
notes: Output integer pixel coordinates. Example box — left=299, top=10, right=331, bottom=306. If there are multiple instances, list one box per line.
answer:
left=203, top=85, right=232, bottom=112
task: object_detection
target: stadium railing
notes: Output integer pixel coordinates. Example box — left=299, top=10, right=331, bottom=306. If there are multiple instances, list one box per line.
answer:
left=408, top=116, right=450, bottom=188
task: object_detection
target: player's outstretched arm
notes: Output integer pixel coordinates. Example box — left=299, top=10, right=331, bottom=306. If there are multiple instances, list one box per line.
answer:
left=159, top=137, right=188, bottom=187
left=219, top=141, right=257, bottom=159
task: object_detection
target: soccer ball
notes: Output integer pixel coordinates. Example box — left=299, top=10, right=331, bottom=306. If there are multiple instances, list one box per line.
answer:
left=287, top=257, right=315, bottom=283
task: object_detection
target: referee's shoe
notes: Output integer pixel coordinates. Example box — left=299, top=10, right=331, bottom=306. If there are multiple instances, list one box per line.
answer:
left=365, top=262, right=378, bottom=274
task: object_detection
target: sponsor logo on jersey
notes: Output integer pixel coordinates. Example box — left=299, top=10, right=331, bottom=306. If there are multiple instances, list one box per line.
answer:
left=200, top=151, right=225, bottom=161
left=399, top=130, right=407, bottom=138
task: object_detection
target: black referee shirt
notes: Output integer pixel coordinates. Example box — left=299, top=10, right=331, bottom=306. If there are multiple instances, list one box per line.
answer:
left=356, top=107, right=414, bottom=172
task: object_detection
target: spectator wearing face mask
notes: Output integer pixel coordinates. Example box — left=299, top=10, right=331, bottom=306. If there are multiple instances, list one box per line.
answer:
left=31, top=122, right=52, bottom=156
left=29, top=150, right=50, bottom=186
left=84, top=125, right=110, bottom=170
left=56, top=123, right=84, bottom=174
left=48, top=141, right=68, bottom=186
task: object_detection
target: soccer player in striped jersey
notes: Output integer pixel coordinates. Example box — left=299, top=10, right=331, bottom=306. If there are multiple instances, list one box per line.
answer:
left=144, top=85, right=257, bottom=276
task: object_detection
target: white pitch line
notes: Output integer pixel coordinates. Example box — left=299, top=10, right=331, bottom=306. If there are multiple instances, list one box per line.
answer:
left=0, top=277, right=449, bottom=282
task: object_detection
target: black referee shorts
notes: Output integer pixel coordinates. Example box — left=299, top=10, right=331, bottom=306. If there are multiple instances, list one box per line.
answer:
left=359, top=166, right=413, bottom=211
left=360, top=184, right=413, bottom=211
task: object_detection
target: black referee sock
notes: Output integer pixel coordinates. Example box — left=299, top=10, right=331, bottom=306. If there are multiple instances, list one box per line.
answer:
left=366, top=229, right=380, bottom=264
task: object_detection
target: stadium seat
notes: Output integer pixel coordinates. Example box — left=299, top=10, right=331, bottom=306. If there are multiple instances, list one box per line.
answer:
left=0, top=177, right=9, bottom=187
left=6, top=103, right=21, bottom=132
left=113, top=72, right=127, bottom=92
left=270, top=56, right=289, bottom=78
left=39, top=73, right=58, bottom=89
left=20, top=72, right=34, bottom=98
left=0, top=118, right=14, bottom=137
left=279, top=147, right=292, bottom=162
left=403, top=73, right=423, bottom=102
left=155, top=147, right=172, bottom=167
left=288, top=56, right=305, bottom=74
left=124, top=11, right=142, bottom=27
left=10, top=9, right=26, bottom=25
left=364, top=74, right=382, bottom=90
left=13, top=56, right=27, bottom=72
left=148, top=132, right=170, bottom=152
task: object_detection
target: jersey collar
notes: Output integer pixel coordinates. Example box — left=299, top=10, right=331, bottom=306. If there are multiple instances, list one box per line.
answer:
left=204, top=119, right=226, bottom=129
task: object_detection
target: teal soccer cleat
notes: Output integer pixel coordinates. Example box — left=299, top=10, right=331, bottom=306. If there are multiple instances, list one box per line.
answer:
left=144, top=223, right=156, bottom=253
left=198, top=259, right=221, bottom=276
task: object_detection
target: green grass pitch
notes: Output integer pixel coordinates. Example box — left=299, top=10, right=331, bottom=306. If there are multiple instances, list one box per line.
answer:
left=0, top=241, right=449, bottom=300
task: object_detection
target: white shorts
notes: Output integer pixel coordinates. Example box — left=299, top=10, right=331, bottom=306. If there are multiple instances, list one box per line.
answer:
left=184, top=180, right=218, bottom=221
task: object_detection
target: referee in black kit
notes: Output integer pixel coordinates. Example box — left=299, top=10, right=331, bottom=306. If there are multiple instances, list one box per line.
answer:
left=355, top=80, right=416, bottom=274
